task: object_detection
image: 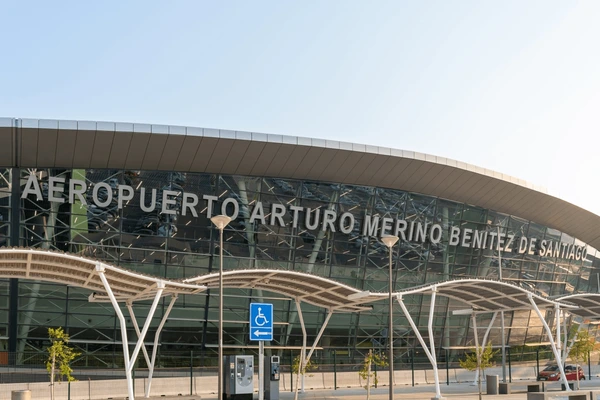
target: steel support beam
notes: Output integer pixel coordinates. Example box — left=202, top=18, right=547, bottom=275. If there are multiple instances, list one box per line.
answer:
left=305, top=309, right=333, bottom=363
left=471, top=314, right=481, bottom=391
left=97, top=265, right=135, bottom=400
left=127, top=286, right=164, bottom=375
left=126, top=302, right=152, bottom=369
left=473, top=312, right=497, bottom=385
left=294, top=299, right=307, bottom=400
left=145, top=295, right=178, bottom=398
left=97, top=264, right=166, bottom=400
left=561, top=310, right=569, bottom=364
left=398, top=291, right=444, bottom=399
left=428, top=289, right=441, bottom=398
left=528, top=294, right=570, bottom=391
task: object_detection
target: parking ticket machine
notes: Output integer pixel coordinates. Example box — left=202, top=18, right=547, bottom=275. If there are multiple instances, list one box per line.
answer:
left=264, top=355, right=280, bottom=400
left=223, top=355, right=254, bottom=400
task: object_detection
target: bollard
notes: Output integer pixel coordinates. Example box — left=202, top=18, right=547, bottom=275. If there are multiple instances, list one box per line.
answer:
left=486, top=375, right=499, bottom=395
left=11, top=390, right=31, bottom=400
left=561, top=382, right=575, bottom=391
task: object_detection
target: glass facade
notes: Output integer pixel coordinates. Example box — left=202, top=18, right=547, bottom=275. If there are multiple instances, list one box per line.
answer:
left=2, top=167, right=599, bottom=368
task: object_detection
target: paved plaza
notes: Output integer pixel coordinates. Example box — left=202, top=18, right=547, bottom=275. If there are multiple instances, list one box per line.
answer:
left=150, top=380, right=600, bottom=400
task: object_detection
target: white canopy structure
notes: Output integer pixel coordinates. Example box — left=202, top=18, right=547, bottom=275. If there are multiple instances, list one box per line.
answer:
left=0, top=247, right=205, bottom=300
left=556, top=293, right=600, bottom=321
left=2, top=248, right=597, bottom=400
left=184, top=268, right=386, bottom=395
left=552, top=293, right=600, bottom=372
left=184, top=268, right=385, bottom=312
left=0, top=249, right=383, bottom=399
left=0, top=248, right=207, bottom=400
left=394, top=279, right=578, bottom=399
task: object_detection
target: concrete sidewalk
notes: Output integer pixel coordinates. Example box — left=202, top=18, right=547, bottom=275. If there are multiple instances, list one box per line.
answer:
left=153, top=380, right=600, bottom=400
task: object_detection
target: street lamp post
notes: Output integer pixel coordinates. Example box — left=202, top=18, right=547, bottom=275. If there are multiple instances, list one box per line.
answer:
left=382, top=235, right=399, bottom=400
left=211, top=215, right=232, bottom=400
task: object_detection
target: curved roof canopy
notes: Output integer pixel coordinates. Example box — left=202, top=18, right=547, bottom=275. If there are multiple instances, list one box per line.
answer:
left=1, top=117, right=599, bottom=250
left=0, top=248, right=206, bottom=302
left=183, top=269, right=383, bottom=312
left=394, top=278, right=576, bottom=312
left=0, top=248, right=584, bottom=316
left=0, top=248, right=382, bottom=311
left=183, top=272, right=578, bottom=314
left=555, top=293, right=600, bottom=320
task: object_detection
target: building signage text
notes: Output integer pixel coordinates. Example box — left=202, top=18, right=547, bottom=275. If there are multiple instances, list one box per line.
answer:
left=21, top=175, right=588, bottom=261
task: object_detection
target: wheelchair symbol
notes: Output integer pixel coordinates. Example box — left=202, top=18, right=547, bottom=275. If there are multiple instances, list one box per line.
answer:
left=254, top=307, right=269, bottom=326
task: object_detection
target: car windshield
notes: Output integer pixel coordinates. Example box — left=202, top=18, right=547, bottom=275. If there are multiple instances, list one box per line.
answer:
left=543, top=365, right=559, bottom=371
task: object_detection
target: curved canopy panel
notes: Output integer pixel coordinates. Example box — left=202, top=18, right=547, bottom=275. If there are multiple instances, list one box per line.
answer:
left=555, top=293, right=600, bottom=320
left=0, top=248, right=584, bottom=315
left=395, top=278, right=575, bottom=312
left=0, top=248, right=206, bottom=302
left=184, top=269, right=385, bottom=312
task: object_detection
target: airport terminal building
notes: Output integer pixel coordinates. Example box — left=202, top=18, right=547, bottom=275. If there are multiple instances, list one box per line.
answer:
left=0, top=117, right=599, bottom=371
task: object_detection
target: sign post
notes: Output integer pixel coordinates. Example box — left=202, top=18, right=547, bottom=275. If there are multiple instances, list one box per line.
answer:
left=250, top=303, right=273, bottom=400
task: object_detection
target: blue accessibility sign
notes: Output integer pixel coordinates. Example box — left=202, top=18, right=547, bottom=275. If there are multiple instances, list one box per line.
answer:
left=249, top=303, right=273, bottom=341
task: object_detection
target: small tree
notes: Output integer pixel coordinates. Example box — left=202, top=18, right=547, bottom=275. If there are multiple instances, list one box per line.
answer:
left=292, top=354, right=317, bottom=400
left=46, top=327, right=80, bottom=400
left=569, top=328, right=597, bottom=389
left=291, top=353, right=316, bottom=376
left=359, top=349, right=388, bottom=400
left=460, top=343, right=498, bottom=400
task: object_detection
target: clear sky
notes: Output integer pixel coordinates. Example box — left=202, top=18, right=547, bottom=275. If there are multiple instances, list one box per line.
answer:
left=1, top=1, right=599, bottom=215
